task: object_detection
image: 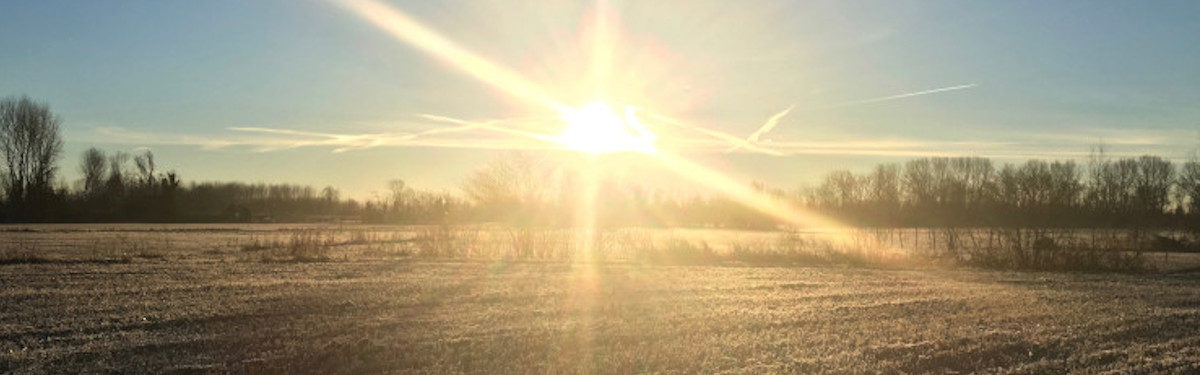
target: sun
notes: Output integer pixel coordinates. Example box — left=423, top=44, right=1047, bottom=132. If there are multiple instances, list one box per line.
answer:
left=557, top=101, right=658, bottom=154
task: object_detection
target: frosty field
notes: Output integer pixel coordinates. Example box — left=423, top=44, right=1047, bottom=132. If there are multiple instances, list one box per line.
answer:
left=2, top=225, right=1200, bottom=374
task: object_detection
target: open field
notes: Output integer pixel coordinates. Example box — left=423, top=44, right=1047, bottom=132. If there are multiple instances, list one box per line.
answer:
left=3, top=225, right=1200, bottom=373
left=5, top=261, right=1200, bottom=373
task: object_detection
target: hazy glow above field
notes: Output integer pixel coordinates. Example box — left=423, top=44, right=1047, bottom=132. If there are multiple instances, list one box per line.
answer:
left=330, top=0, right=868, bottom=248
left=558, top=102, right=657, bottom=154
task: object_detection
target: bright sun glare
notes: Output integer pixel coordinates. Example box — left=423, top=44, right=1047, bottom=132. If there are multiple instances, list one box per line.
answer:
left=334, top=0, right=853, bottom=236
left=558, top=101, right=658, bottom=154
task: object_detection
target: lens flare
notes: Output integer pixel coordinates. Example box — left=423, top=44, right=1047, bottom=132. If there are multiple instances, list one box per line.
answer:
left=332, top=0, right=567, bottom=112
left=328, top=0, right=883, bottom=253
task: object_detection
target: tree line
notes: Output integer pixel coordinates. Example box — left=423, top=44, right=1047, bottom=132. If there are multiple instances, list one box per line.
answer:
left=0, top=96, right=354, bottom=222
left=441, top=149, right=1200, bottom=231
left=3, top=95, right=1199, bottom=230
left=800, top=154, right=1200, bottom=229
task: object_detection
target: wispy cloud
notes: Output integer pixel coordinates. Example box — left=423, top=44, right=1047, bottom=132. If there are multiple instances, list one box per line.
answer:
left=821, top=84, right=977, bottom=109
left=660, top=122, right=1200, bottom=160
left=78, top=114, right=569, bottom=154
left=228, top=127, right=410, bottom=153
left=725, top=105, right=794, bottom=153
left=418, top=114, right=559, bottom=142
left=74, top=109, right=1198, bottom=161
left=692, top=84, right=978, bottom=156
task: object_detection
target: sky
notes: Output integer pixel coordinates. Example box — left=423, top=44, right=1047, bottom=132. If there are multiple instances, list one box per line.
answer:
left=2, top=0, right=1199, bottom=199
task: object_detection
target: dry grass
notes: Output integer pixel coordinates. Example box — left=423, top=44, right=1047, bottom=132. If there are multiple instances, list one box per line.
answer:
left=0, top=224, right=1178, bottom=272
left=0, top=239, right=48, bottom=264
left=2, top=261, right=1199, bottom=373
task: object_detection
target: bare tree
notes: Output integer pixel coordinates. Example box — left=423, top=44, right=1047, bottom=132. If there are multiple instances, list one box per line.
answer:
left=1047, top=161, right=1082, bottom=209
left=867, top=164, right=902, bottom=220
left=815, top=170, right=866, bottom=210
left=106, top=151, right=130, bottom=195
left=903, top=159, right=936, bottom=209
left=462, top=153, right=548, bottom=208
left=388, top=179, right=415, bottom=210
left=80, top=148, right=107, bottom=196
left=0, top=96, right=63, bottom=215
left=1017, top=160, right=1052, bottom=208
left=134, top=150, right=157, bottom=188
left=994, top=164, right=1016, bottom=202
left=1133, top=155, right=1173, bottom=214
left=1179, top=161, right=1200, bottom=214
left=461, top=153, right=555, bottom=224
left=321, top=186, right=340, bottom=203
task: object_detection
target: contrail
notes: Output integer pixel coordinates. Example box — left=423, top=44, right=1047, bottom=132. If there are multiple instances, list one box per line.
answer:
left=718, top=84, right=974, bottom=154
left=228, top=127, right=360, bottom=139
left=418, top=114, right=559, bottom=142
left=230, top=126, right=404, bottom=152
left=828, top=84, right=976, bottom=108
left=644, top=112, right=785, bottom=156
left=726, top=105, right=794, bottom=153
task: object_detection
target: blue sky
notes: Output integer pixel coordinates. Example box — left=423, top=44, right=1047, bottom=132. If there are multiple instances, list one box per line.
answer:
left=2, top=0, right=1198, bottom=199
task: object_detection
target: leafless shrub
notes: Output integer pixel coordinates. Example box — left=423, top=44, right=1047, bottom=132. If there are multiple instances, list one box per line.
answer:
left=239, top=229, right=417, bottom=261
left=239, top=229, right=340, bottom=262
left=267, top=229, right=336, bottom=262
left=0, top=238, right=48, bottom=264
left=360, top=241, right=413, bottom=258
left=413, top=225, right=476, bottom=258
left=354, top=230, right=415, bottom=259
left=89, top=234, right=169, bottom=262
left=637, top=238, right=717, bottom=265
left=504, top=227, right=574, bottom=260
left=722, top=232, right=896, bottom=267
left=611, top=229, right=655, bottom=260
left=726, top=235, right=824, bottom=265
left=240, top=234, right=282, bottom=252
left=960, top=231, right=1148, bottom=272
left=246, top=224, right=1151, bottom=272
